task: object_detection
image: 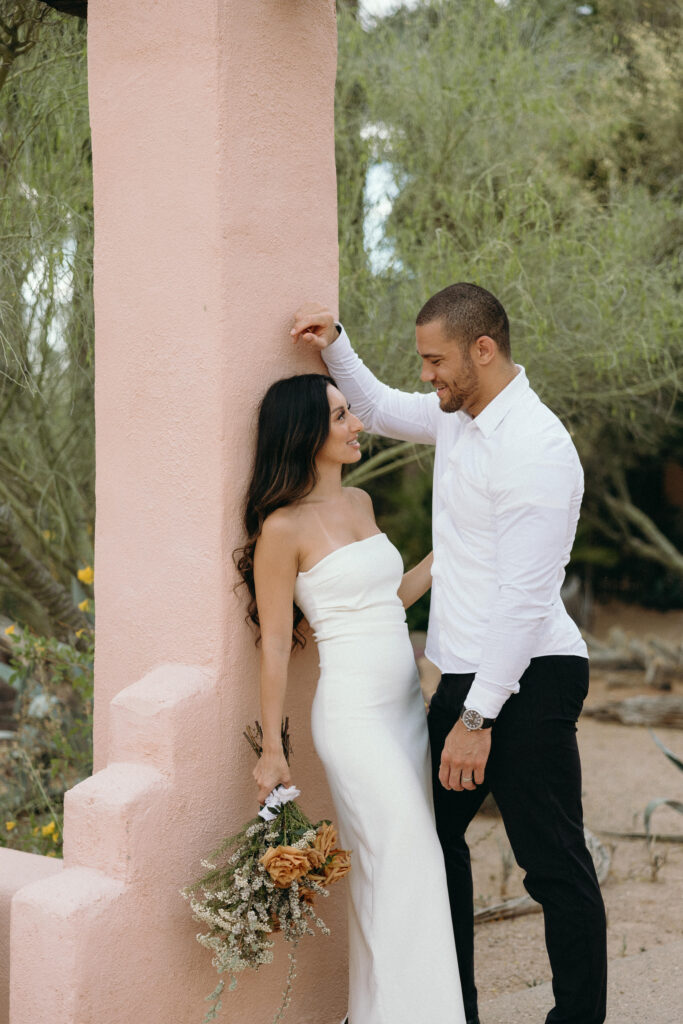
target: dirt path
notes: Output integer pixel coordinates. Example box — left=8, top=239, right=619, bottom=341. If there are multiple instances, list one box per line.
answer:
left=470, top=707, right=683, bottom=1000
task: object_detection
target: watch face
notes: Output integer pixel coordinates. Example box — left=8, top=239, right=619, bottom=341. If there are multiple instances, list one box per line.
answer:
left=462, top=708, right=484, bottom=730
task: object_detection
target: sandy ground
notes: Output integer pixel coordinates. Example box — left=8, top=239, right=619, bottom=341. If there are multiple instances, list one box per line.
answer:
left=415, top=600, right=683, bottom=1004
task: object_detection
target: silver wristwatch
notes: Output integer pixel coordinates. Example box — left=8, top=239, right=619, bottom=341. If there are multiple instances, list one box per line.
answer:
left=460, top=707, right=495, bottom=731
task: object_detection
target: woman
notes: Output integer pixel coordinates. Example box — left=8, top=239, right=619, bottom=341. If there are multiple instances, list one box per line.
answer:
left=236, top=373, right=465, bottom=1024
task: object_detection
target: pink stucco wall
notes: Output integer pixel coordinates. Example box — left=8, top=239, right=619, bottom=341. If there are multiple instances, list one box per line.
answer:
left=0, top=851, right=62, bottom=1024
left=8, top=2, right=347, bottom=1021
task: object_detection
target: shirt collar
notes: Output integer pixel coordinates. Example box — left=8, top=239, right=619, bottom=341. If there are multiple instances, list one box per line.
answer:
left=471, top=365, right=528, bottom=438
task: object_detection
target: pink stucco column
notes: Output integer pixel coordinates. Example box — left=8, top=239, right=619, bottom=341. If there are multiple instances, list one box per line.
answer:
left=8, top=2, right=347, bottom=1022
left=91, top=0, right=339, bottom=769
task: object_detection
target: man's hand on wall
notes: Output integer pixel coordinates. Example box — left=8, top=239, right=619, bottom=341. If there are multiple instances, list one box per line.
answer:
left=291, top=302, right=338, bottom=350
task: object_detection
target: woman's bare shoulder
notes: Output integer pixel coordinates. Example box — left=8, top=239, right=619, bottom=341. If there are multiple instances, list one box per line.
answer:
left=259, top=503, right=296, bottom=536
left=259, top=506, right=301, bottom=545
left=344, top=486, right=374, bottom=513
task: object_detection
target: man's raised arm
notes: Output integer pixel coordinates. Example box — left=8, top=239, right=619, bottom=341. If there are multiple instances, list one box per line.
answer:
left=291, top=302, right=438, bottom=445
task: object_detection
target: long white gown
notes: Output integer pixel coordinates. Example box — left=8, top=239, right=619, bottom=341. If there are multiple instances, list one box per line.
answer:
left=294, top=532, right=466, bottom=1024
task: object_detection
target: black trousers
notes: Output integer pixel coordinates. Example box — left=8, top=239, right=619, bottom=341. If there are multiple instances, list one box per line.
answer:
left=427, top=656, right=607, bottom=1024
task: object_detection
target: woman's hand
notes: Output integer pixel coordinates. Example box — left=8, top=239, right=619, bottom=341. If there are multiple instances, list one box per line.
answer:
left=253, top=751, right=293, bottom=805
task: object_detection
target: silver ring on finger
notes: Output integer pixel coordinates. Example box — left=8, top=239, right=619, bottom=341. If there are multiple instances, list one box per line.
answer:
left=462, top=775, right=473, bottom=782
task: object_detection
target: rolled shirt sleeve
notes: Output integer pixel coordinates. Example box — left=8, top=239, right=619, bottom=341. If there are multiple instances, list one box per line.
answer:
left=322, top=326, right=440, bottom=445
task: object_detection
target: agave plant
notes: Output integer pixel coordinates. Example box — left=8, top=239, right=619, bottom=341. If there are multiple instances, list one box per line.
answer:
left=644, top=732, right=683, bottom=838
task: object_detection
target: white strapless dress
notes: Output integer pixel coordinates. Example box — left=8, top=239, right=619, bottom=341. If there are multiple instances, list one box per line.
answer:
left=294, top=533, right=465, bottom=1024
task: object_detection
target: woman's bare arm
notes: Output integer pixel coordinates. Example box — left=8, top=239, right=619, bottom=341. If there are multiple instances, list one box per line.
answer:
left=398, top=551, right=434, bottom=609
left=252, top=515, right=299, bottom=803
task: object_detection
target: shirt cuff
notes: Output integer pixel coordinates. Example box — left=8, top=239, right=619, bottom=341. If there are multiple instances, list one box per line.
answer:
left=464, top=677, right=515, bottom=720
left=321, top=324, right=353, bottom=368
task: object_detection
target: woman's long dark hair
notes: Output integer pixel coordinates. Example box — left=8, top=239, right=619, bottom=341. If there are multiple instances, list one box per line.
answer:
left=235, top=373, right=337, bottom=648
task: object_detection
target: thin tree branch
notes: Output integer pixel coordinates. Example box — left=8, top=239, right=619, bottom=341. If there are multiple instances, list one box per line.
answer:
left=603, top=468, right=683, bottom=577
left=0, top=475, right=75, bottom=578
left=6, top=47, right=82, bottom=81
left=344, top=440, right=429, bottom=486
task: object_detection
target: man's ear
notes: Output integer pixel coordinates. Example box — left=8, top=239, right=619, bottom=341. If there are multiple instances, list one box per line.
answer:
left=473, top=335, right=496, bottom=366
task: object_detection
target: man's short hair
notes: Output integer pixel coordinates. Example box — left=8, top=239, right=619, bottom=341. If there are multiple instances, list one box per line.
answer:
left=416, top=282, right=511, bottom=359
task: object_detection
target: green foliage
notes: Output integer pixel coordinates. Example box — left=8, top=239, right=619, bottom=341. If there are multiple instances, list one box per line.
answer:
left=0, top=625, right=93, bottom=857
left=335, top=0, right=682, bottom=594
left=0, top=3, right=93, bottom=634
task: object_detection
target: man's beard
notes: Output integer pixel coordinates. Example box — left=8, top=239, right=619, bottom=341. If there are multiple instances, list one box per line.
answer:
left=440, top=390, right=465, bottom=413
left=439, top=353, right=477, bottom=413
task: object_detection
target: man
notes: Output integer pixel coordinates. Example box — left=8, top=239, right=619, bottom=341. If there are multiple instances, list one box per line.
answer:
left=291, top=283, right=607, bottom=1024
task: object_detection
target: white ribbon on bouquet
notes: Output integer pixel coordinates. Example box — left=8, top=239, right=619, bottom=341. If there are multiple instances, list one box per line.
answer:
left=258, top=784, right=301, bottom=821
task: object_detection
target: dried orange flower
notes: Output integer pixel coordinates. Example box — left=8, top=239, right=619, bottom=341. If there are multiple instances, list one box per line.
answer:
left=306, top=846, right=326, bottom=870
left=322, top=850, right=352, bottom=886
left=313, top=822, right=338, bottom=861
left=259, top=845, right=311, bottom=888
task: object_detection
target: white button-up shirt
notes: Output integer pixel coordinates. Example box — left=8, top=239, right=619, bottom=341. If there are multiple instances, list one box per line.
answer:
left=323, top=327, right=587, bottom=719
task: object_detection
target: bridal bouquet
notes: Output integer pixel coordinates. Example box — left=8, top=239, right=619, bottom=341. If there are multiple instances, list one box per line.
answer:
left=183, top=721, right=351, bottom=1023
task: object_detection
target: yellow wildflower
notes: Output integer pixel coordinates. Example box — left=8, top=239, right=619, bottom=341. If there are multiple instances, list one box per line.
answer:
left=77, top=566, right=94, bottom=586
left=5, top=821, right=16, bottom=831
left=52, top=831, right=60, bottom=844
left=41, top=821, right=56, bottom=837
left=42, top=529, right=55, bottom=541
left=4, top=624, right=15, bottom=635
left=78, top=599, right=89, bottom=612
left=32, top=826, right=39, bottom=836
left=75, top=629, right=85, bottom=638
